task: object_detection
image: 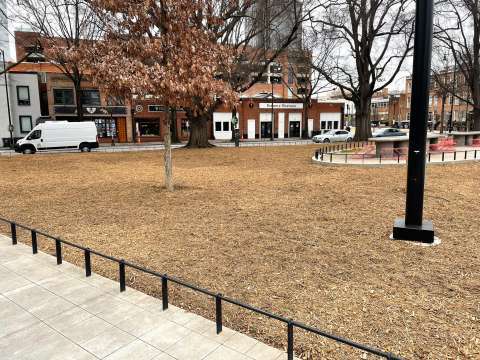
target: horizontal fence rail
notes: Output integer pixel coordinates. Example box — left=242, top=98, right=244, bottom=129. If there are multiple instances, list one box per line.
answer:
left=314, top=144, right=479, bottom=165
left=0, top=217, right=403, bottom=360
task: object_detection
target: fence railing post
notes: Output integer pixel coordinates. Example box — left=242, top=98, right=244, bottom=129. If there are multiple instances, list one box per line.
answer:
left=442, top=152, right=445, bottom=162
left=428, top=153, right=431, bottom=162
left=454, top=151, right=457, bottom=161
left=31, top=230, right=37, bottom=254
left=464, top=150, right=467, bottom=160
left=287, top=321, right=294, bottom=360
left=84, top=249, right=91, bottom=277
left=10, top=223, right=17, bottom=245
left=119, top=260, right=126, bottom=292
left=162, top=275, right=169, bottom=310
left=216, top=293, right=223, bottom=334
left=55, top=239, right=62, bottom=265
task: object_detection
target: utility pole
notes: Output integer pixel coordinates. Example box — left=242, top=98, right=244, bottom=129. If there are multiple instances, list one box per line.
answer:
left=1, top=49, right=13, bottom=148
left=393, top=0, right=435, bottom=243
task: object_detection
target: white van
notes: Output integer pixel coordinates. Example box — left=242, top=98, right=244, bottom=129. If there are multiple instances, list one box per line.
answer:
left=15, top=121, right=99, bottom=154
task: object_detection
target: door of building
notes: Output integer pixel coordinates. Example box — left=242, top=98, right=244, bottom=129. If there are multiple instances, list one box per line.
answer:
left=247, top=119, right=256, bottom=139
left=117, top=118, right=127, bottom=143
left=261, top=122, right=272, bottom=139
left=260, top=113, right=272, bottom=139
left=288, top=113, right=302, bottom=138
left=289, top=121, right=300, bottom=138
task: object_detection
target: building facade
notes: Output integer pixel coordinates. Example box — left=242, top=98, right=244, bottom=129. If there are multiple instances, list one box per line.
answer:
left=0, top=0, right=9, bottom=60
left=213, top=98, right=344, bottom=140
left=247, top=0, right=303, bottom=50
left=0, top=72, right=42, bottom=147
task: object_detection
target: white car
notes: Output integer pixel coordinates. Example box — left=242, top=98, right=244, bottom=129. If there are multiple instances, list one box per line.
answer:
left=313, top=130, right=353, bottom=143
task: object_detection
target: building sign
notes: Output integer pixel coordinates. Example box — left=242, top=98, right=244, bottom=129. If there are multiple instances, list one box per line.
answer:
left=148, top=105, right=166, bottom=112
left=259, top=103, right=304, bottom=109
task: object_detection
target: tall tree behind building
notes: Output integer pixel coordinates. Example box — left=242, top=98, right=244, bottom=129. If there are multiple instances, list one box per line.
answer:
left=11, top=0, right=103, bottom=121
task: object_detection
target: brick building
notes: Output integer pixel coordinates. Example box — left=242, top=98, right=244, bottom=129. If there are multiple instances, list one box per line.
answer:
left=10, top=31, right=344, bottom=143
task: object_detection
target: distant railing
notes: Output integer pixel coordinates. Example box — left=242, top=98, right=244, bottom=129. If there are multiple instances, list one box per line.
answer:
left=0, top=217, right=403, bottom=360
left=314, top=147, right=480, bottom=165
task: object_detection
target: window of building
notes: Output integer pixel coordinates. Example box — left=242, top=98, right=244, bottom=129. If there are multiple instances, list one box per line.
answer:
left=94, top=118, right=116, bottom=138
left=81, top=89, right=101, bottom=106
left=19, top=116, right=33, bottom=133
left=321, top=121, right=326, bottom=129
left=17, top=86, right=31, bottom=106
left=138, top=121, right=160, bottom=136
left=107, top=95, right=125, bottom=106
left=215, top=122, right=222, bottom=131
left=429, top=96, right=432, bottom=105
left=223, top=121, right=230, bottom=131
left=54, top=89, right=75, bottom=105
left=434, top=96, right=438, bottom=106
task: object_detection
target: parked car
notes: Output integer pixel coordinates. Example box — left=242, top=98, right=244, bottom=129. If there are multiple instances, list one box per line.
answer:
left=372, top=128, right=407, bottom=138
left=312, top=130, right=353, bottom=143
left=15, top=121, right=99, bottom=154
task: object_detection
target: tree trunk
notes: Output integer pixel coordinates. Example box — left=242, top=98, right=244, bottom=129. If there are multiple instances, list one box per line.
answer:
left=473, top=106, right=480, bottom=131
left=353, top=99, right=372, bottom=141
left=302, top=100, right=309, bottom=139
left=170, top=108, right=179, bottom=143
left=164, top=117, right=174, bottom=192
left=186, top=114, right=213, bottom=148
left=74, top=79, right=83, bottom=121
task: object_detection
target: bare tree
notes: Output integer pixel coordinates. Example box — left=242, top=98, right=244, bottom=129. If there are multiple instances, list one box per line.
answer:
left=281, top=26, right=336, bottom=138
left=309, top=0, right=415, bottom=140
left=10, top=0, right=103, bottom=121
left=185, top=0, right=310, bottom=147
left=434, top=0, right=480, bottom=130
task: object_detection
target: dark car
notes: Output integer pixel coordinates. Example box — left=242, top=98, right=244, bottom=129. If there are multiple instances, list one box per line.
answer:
left=373, top=128, right=407, bottom=138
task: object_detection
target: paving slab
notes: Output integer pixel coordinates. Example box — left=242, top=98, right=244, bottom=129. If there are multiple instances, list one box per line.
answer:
left=0, top=234, right=292, bottom=359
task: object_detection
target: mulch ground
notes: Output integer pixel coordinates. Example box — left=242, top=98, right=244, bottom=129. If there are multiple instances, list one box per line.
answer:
left=0, top=145, right=478, bottom=359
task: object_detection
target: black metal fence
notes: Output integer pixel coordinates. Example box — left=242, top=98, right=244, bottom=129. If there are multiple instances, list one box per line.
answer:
left=0, top=216, right=403, bottom=360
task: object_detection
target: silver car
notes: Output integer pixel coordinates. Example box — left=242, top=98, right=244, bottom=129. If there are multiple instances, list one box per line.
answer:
left=313, top=130, right=353, bottom=143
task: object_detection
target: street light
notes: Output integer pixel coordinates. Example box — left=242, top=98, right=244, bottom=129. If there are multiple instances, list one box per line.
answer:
left=392, top=0, right=435, bottom=243
left=1, top=49, right=14, bottom=149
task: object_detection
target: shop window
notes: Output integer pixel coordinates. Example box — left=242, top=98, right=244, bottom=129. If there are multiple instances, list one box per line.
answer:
left=321, top=121, right=326, bottom=129
left=223, top=122, right=230, bottom=131
left=215, top=122, right=222, bottom=131
left=17, top=86, right=31, bottom=106
left=19, top=116, right=33, bottom=133
left=54, top=89, right=74, bottom=105
left=95, top=118, right=116, bottom=137
left=139, top=121, right=160, bottom=136
left=81, top=89, right=101, bottom=106
left=333, top=121, right=339, bottom=129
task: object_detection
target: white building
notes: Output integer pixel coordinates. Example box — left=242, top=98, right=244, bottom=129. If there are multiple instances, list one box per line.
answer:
left=0, top=0, right=10, bottom=60
left=0, top=72, right=42, bottom=147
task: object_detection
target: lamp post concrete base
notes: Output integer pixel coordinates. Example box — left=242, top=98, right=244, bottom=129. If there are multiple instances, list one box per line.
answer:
left=392, top=218, right=435, bottom=243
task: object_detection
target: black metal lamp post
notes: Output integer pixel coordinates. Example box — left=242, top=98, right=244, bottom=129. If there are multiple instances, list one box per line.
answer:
left=1, top=49, right=14, bottom=149
left=392, top=0, right=435, bottom=243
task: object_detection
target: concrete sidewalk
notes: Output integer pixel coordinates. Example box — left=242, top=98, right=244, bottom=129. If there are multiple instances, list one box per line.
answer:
left=0, top=235, right=295, bottom=360
left=0, top=139, right=314, bottom=156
